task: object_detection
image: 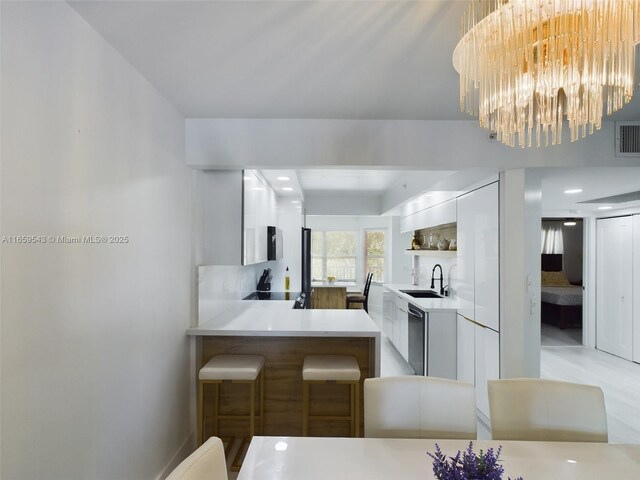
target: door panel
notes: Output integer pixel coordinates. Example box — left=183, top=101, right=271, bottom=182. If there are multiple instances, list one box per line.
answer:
left=474, top=183, right=500, bottom=331
left=596, top=216, right=633, bottom=360
left=457, top=192, right=475, bottom=320
left=475, top=326, right=499, bottom=420
left=456, top=314, right=475, bottom=385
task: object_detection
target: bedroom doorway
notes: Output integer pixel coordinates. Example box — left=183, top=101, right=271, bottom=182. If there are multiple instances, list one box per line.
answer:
left=540, top=218, right=584, bottom=347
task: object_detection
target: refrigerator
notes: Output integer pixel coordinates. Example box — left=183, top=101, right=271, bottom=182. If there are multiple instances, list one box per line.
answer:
left=301, top=227, right=312, bottom=308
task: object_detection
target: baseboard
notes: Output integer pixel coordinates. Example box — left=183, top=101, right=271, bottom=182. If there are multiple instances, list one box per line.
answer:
left=155, top=431, right=196, bottom=480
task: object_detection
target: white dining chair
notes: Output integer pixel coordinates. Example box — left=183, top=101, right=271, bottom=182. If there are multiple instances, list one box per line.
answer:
left=488, top=378, right=608, bottom=442
left=364, top=375, right=477, bottom=439
left=165, top=437, right=228, bottom=480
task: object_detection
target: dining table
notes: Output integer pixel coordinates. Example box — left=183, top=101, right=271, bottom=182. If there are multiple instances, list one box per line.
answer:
left=237, top=436, right=640, bottom=479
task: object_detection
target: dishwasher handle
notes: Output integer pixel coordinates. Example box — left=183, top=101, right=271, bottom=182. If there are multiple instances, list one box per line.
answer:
left=408, top=303, right=425, bottom=319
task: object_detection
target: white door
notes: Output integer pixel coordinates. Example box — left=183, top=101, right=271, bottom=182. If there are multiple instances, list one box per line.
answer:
left=475, top=325, right=499, bottom=420
left=456, top=314, right=475, bottom=385
left=596, top=216, right=634, bottom=360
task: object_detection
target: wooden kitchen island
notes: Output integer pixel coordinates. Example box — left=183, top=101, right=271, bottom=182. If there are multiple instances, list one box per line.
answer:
left=310, top=281, right=361, bottom=309
left=187, top=304, right=380, bottom=438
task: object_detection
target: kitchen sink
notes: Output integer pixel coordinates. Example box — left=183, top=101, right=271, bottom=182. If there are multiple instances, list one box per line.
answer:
left=399, top=289, right=442, bottom=299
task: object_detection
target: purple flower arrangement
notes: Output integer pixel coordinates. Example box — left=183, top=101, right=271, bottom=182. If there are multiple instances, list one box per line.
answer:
left=427, top=442, right=523, bottom=480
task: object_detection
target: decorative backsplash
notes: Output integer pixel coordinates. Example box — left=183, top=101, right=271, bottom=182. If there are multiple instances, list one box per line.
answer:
left=197, top=264, right=259, bottom=325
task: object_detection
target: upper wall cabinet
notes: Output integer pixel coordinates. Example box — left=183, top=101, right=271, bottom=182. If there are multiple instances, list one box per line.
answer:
left=400, top=199, right=456, bottom=233
left=243, top=170, right=278, bottom=265
left=198, top=170, right=277, bottom=266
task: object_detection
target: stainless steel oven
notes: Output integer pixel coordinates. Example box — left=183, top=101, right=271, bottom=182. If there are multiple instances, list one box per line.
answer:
left=407, top=303, right=425, bottom=375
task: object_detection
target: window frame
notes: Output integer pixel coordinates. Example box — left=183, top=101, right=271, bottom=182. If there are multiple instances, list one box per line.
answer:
left=364, top=228, right=386, bottom=284
left=311, top=230, right=358, bottom=282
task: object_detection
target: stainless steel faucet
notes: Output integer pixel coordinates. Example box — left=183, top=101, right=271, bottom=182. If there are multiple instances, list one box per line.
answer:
left=430, top=264, right=445, bottom=296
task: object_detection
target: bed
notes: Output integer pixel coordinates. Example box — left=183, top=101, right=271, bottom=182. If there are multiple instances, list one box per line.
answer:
left=541, top=254, right=583, bottom=329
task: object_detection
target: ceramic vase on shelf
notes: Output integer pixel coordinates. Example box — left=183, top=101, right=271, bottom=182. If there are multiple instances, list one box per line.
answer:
left=411, top=233, right=423, bottom=250
left=437, top=238, right=450, bottom=250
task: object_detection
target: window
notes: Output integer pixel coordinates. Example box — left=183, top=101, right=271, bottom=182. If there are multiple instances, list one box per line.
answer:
left=311, top=231, right=356, bottom=281
left=365, top=230, right=385, bottom=282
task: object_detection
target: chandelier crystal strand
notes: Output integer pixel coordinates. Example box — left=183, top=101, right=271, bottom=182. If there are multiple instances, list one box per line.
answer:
left=452, top=0, right=640, bottom=148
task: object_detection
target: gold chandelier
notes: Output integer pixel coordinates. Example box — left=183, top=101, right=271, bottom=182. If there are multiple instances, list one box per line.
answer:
left=452, top=0, right=640, bottom=148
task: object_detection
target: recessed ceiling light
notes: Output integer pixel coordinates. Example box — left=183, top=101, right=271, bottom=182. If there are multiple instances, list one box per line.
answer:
left=564, top=188, right=583, bottom=194
left=564, top=221, right=577, bottom=226
left=277, top=176, right=291, bottom=181
left=598, top=206, right=612, bottom=210
left=282, top=187, right=294, bottom=191
left=253, top=187, right=264, bottom=191
left=243, top=176, right=252, bottom=181
left=291, top=200, right=300, bottom=204
left=570, top=209, right=581, bottom=213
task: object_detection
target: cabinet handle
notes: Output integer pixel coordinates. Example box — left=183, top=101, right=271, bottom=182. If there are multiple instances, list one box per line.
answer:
left=461, top=315, right=486, bottom=328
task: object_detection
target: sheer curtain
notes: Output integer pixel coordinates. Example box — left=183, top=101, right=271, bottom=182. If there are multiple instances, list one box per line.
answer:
left=541, top=224, right=564, bottom=254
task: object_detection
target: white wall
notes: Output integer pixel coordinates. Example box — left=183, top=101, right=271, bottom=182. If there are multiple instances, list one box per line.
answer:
left=185, top=118, right=638, bottom=170
left=305, top=193, right=382, bottom=216
left=500, top=170, right=542, bottom=379
left=1, top=3, right=193, bottom=479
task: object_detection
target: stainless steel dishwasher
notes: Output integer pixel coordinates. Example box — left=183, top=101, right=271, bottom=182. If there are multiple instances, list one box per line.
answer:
left=407, top=303, right=457, bottom=379
left=407, top=303, right=425, bottom=375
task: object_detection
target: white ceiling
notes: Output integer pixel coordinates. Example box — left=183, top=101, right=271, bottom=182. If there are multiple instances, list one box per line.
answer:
left=67, top=1, right=640, bottom=214
left=69, top=1, right=640, bottom=120
left=541, top=167, right=640, bottom=217
left=67, top=0, right=480, bottom=119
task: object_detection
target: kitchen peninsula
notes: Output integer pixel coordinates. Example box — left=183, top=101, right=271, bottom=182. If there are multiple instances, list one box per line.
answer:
left=187, top=305, right=380, bottom=437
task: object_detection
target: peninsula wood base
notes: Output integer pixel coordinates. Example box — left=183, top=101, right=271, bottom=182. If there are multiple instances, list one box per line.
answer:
left=197, top=335, right=375, bottom=438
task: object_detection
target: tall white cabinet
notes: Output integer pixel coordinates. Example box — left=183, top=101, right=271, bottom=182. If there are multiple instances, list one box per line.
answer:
left=456, top=181, right=500, bottom=421
left=596, top=216, right=634, bottom=361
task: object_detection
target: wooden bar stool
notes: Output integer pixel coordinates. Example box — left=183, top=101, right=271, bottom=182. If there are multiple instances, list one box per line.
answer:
left=198, top=354, right=265, bottom=453
left=302, top=355, right=361, bottom=437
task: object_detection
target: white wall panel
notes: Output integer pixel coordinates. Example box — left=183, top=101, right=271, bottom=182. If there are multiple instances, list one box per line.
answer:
left=1, top=3, right=193, bottom=479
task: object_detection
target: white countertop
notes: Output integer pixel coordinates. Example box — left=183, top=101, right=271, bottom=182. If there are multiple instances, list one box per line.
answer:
left=383, top=283, right=458, bottom=311
left=187, top=303, right=380, bottom=338
left=311, top=281, right=360, bottom=292
left=238, top=437, right=640, bottom=480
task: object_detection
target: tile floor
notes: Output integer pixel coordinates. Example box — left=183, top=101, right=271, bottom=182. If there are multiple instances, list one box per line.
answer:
left=541, top=323, right=582, bottom=346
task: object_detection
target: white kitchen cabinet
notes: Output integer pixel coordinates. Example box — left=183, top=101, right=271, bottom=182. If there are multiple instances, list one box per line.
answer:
left=635, top=215, right=640, bottom=364
left=456, top=182, right=499, bottom=331
left=400, top=199, right=456, bottom=233
left=456, top=314, right=475, bottom=385
left=395, top=297, right=409, bottom=361
left=427, top=311, right=457, bottom=380
left=475, top=325, right=499, bottom=421
left=473, top=183, right=499, bottom=331
left=382, top=292, right=396, bottom=341
left=199, top=169, right=278, bottom=266
left=199, top=170, right=243, bottom=265
left=597, top=216, right=634, bottom=361
left=382, top=291, right=409, bottom=363
left=456, top=192, right=475, bottom=321
left=455, top=181, right=499, bottom=421
left=243, top=170, right=278, bottom=265
left=456, top=314, right=499, bottom=420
